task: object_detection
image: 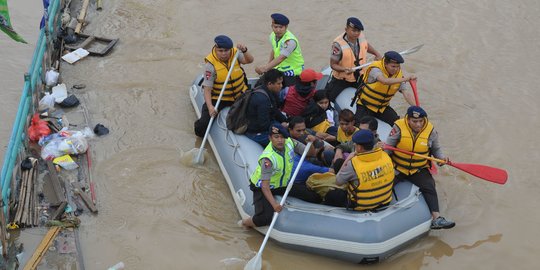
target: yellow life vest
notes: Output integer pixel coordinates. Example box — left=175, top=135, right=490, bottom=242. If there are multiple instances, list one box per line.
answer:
left=392, top=117, right=434, bottom=175
left=337, top=126, right=358, bottom=143
left=311, top=119, right=332, bottom=133
left=332, top=33, right=368, bottom=82
left=348, top=148, right=394, bottom=211
left=205, top=47, right=248, bottom=102
left=357, top=59, right=403, bottom=113
left=250, top=138, right=295, bottom=189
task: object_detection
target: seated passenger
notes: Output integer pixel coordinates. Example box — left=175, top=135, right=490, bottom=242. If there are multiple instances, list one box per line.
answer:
left=324, top=130, right=394, bottom=210
left=242, top=124, right=321, bottom=228
left=302, top=90, right=338, bottom=142
left=281, top=69, right=322, bottom=117
left=245, top=69, right=288, bottom=147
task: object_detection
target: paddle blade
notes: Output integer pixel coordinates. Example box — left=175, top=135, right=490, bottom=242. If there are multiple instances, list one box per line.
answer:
left=244, top=253, right=262, bottom=270
left=449, top=162, right=508, bottom=185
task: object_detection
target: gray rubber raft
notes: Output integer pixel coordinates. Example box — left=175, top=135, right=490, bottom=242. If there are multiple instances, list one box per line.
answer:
left=189, top=72, right=432, bottom=263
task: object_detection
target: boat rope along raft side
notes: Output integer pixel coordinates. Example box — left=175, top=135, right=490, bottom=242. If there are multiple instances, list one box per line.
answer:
left=189, top=74, right=432, bottom=263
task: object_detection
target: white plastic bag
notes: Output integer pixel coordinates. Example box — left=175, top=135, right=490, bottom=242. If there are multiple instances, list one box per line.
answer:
left=40, top=134, right=89, bottom=160
left=45, top=69, right=60, bottom=87
left=38, top=92, right=56, bottom=112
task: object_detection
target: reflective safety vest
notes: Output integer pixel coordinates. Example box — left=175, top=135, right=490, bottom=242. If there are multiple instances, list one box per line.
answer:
left=270, top=30, right=304, bottom=77
left=332, top=32, right=368, bottom=82
left=337, top=126, right=358, bottom=143
left=392, top=117, right=434, bottom=175
left=357, top=59, right=403, bottom=113
left=348, top=148, right=394, bottom=211
left=250, top=138, right=295, bottom=189
left=205, top=47, right=248, bottom=102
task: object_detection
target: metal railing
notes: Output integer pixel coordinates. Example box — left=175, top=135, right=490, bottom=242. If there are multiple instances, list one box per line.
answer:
left=0, top=0, right=60, bottom=206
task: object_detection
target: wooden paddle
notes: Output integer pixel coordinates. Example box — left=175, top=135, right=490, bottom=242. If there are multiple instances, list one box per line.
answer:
left=383, top=145, right=508, bottom=185
left=352, top=44, right=424, bottom=71
left=245, top=142, right=313, bottom=270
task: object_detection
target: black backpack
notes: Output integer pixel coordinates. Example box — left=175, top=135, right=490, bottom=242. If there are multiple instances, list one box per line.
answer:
left=226, top=88, right=269, bottom=134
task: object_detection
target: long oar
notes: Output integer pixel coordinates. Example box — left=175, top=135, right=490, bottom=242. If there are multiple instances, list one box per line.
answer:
left=245, top=141, right=313, bottom=270
left=352, top=44, right=424, bottom=71
left=193, top=50, right=240, bottom=165
left=383, top=145, right=508, bottom=185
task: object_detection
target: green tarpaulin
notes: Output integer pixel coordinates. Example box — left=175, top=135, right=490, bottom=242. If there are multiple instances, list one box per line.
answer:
left=0, top=0, right=27, bottom=43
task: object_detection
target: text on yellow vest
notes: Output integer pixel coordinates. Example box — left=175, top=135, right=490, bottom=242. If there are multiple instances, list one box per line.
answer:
left=348, top=148, right=394, bottom=211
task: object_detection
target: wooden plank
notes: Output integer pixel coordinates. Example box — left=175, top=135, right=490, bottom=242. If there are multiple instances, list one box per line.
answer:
left=72, top=182, right=98, bottom=213
left=46, top=160, right=66, bottom=203
left=23, top=226, right=61, bottom=270
left=75, top=0, right=90, bottom=34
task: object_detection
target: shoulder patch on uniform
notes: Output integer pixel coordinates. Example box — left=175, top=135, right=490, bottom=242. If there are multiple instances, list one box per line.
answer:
left=332, top=45, right=340, bottom=55
left=389, top=126, right=398, bottom=136
left=205, top=71, right=211, bottom=80
left=263, top=159, right=272, bottom=169
left=283, top=40, right=290, bottom=49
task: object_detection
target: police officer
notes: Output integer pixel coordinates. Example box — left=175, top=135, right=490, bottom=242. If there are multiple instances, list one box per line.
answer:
left=194, top=35, right=253, bottom=137
left=385, top=106, right=455, bottom=230
left=326, top=17, right=382, bottom=102
left=324, top=129, right=395, bottom=211
left=255, top=13, right=305, bottom=87
left=354, top=50, right=417, bottom=126
left=241, top=124, right=320, bottom=228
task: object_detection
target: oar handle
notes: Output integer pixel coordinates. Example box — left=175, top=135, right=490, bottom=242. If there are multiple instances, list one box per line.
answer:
left=352, top=44, right=424, bottom=71
left=383, top=144, right=447, bottom=164
left=409, top=79, right=420, bottom=106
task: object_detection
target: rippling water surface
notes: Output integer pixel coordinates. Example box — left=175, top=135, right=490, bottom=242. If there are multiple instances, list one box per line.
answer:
left=2, top=0, right=540, bottom=269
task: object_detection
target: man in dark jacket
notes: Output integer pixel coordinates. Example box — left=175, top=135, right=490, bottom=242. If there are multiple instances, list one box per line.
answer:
left=245, top=69, right=288, bottom=146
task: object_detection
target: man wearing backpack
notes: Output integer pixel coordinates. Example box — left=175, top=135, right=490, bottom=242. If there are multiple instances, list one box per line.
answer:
left=245, top=69, right=288, bottom=147
left=194, top=35, right=254, bottom=137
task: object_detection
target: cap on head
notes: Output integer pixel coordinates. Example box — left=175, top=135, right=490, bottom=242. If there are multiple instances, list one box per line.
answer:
left=269, top=124, right=290, bottom=138
left=214, top=35, right=233, bottom=49
left=271, top=13, right=289, bottom=25
left=346, top=17, right=364, bottom=30
left=384, top=51, right=404, bottom=64
left=352, top=129, right=374, bottom=145
left=299, top=69, right=323, bottom=83
left=407, top=106, right=427, bottom=118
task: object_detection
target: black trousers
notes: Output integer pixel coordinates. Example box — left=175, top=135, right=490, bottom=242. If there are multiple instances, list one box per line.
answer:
left=397, top=168, right=439, bottom=213
left=355, top=104, right=399, bottom=127
left=194, top=100, right=234, bottom=138
left=252, top=184, right=321, bottom=227
left=325, top=77, right=359, bottom=102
